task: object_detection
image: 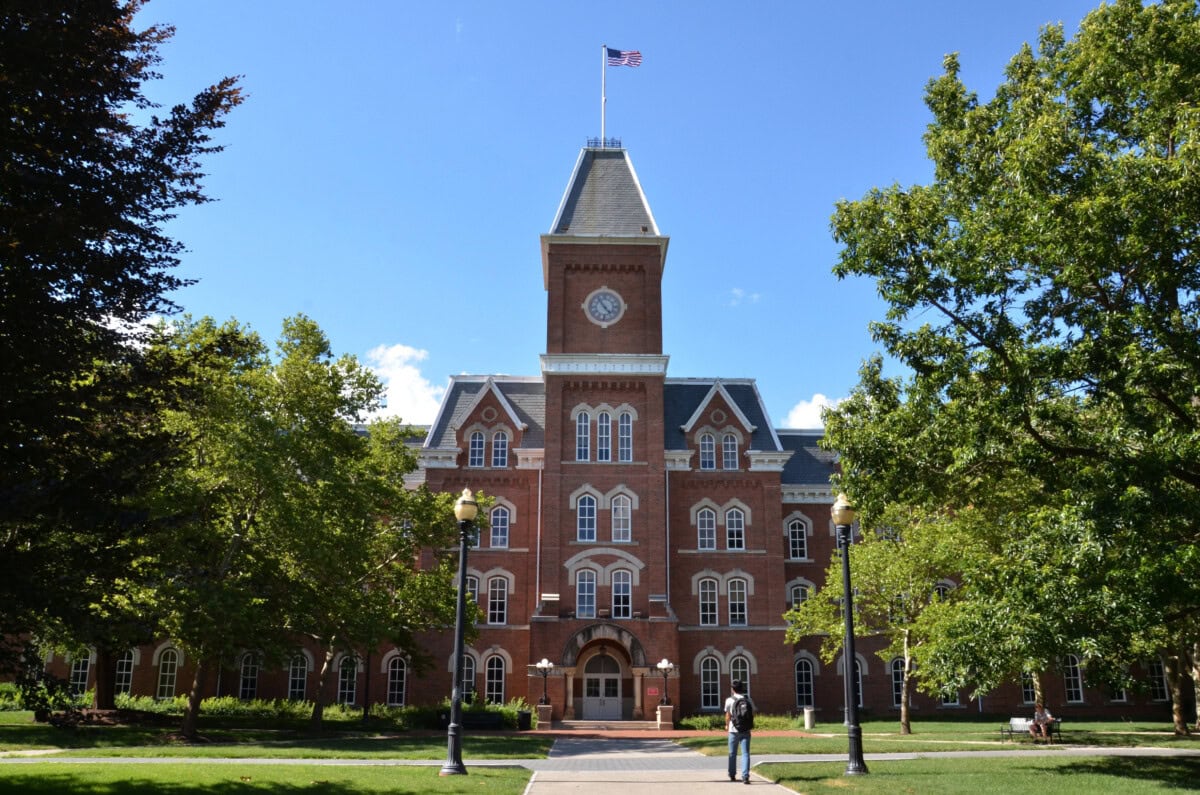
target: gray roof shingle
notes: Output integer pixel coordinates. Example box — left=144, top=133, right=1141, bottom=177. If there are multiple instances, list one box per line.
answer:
left=549, top=148, right=659, bottom=237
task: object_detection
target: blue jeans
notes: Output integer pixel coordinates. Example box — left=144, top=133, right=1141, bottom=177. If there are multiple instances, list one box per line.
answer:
left=728, top=730, right=751, bottom=780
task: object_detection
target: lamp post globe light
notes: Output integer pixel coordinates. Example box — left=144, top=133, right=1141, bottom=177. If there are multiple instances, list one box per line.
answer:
left=656, top=658, right=673, bottom=705
left=536, top=658, right=554, bottom=705
left=832, top=493, right=868, bottom=776
left=440, top=488, right=477, bottom=777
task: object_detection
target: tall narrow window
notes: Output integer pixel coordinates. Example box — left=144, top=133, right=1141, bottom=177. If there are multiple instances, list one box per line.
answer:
left=576, top=570, right=596, bottom=618
left=596, top=411, right=611, bottom=461
left=731, top=657, right=750, bottom=694
left=491, top=431, right=508, bottom=468
left=387, top=657, right=407, bottom=706
left=337, top=657, right=357, bottom=705
left=462, top=656, right=477, bottom=702
left=485, top=656, right=505, bottom=704
left=490, top=506, right=510, bottom=548
left=488, top=578, right=508, bottom=625
left=288, top=655, right=307, bottom=701
left=69, top=658, right=90, bottom=696
left=699, top=578, right=718, bottom=626
left=157, top=649, right=178, bottom=700
left=611, top=494, right=631, bottom=542
left=728, top=578, right=748, bottom=625
left=701, top=656, right=720, bottom=710
left=114, top=650, right=134, bottom=696
left=789, top=583, right=809, bottom=609
left=699, top=433, right=716, bottom=470
left=726, top=508, right=746, bottom=550
left=1149, top=660, right=1169, bottom=701
left=612, top=569, right=632, bottom=619
left=618, top=412, right=633, bottom=462
left=465, top=575, right=479, bottom=605
left=891, top=659, right=905, bottom=707
left=239, top=653, right=260, bottom=700
left=1020, top=672, right=1035, bottom=704
left=698, top=508, right=716, bottom=550
left=788, top=519, right=808, bottom=559
left=795, top=659, right=814, bottom=708
left=1063, top=654, right=1084, bottom=703
left=577, top=495, right=597, bottom=542
left=468, top=431, right=485, bottom=468
left=576, top=413, right=590, bottom=461
left=722, top=433, right=738, bottom=469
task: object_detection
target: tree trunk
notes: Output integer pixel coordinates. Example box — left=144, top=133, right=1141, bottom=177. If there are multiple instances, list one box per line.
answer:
left=1163, top=649, right=1190, bottom=736
left=1191, top=641, right=1199, bottom=733
left=1032, top=672, right=1044, bottom=707
left=180, top=657, right=208, bottom=741
left=899, top=634, right=911, bottom=734
left=92, top=648, right=116, bottom=710
left=308, top=645, right=335, bottom=733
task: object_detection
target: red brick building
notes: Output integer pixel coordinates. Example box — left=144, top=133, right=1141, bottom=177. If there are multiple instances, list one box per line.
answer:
left=44, top=144, right=1173, bottom=723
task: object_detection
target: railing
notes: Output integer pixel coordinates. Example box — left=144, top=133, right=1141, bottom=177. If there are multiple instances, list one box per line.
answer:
left=586, top=137, right=622, bottom=149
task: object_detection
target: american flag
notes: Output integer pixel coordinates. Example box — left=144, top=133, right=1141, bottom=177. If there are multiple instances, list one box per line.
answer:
left=607, top=48, right=642, bottom=67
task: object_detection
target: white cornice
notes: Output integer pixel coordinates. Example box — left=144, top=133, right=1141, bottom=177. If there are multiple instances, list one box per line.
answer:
left=419, top=449, right=459, bottom=469
left=782, top=484, right=834, bottom=503
left=664, top=450, right=692, bottom=471
left=540, top=354, right=669, bottom=376
left=515, top=448, right=545, bottom=469
left=748, top=450, right=794, bottom=471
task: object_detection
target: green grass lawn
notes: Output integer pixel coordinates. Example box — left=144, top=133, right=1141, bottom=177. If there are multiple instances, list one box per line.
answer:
left=0, top=762, right=531, bottom=794
left=758, top=755, right=1200, bottom=794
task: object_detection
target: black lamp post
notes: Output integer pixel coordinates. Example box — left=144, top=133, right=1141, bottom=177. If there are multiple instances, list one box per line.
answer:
left=536, top=658, right=553, bottom=705
left=656, top=658, right=674, bottom=705
left=833, top=493, right=868, bottom=776
left=440, top=488, right=477, bottom=777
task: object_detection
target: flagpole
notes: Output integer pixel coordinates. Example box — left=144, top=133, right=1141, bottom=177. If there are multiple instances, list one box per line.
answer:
left=601, top=44, right=606, bottom=147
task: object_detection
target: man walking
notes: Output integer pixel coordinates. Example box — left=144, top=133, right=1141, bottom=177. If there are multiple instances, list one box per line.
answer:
left=724, top=679, right=754, bottom=784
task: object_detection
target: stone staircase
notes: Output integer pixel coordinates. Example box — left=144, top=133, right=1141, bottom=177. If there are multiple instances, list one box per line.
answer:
left=556, top=719, right=661, bottom=731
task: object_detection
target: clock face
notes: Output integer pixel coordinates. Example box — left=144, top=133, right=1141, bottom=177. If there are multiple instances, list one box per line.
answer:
left=585, top=288, right=624, bottom=326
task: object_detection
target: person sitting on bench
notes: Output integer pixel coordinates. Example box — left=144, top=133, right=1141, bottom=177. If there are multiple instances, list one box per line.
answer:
left=1030, top=702, right=1054, bottom=739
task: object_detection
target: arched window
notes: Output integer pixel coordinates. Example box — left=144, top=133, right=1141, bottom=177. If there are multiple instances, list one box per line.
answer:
left=239, top=652, right=260, bottom=700
left=114, top=650, right=134, bottom=696
left=611, top=494, right=631, bottom=542
left=612, top=569, right=632, bottom=619
left=288, top=655, right=307, bottom=701
left=576, top=413, right=590, bottom=461
left=728, top=578, right=748, bottom=625
left=933, top=581, right=955, bottom=600
left=1020, top=672, right=1035, bottom=704
left=890, top=659, right=905, bottom=707
left=701, top=656, right=721, bottom=710
left=788, top=519, right=808, bottom=559
left=157, top=649, right=178, bottom=700
left=618, top=412, right=633, bottom=462
left=795, top=659, right=814, bottom=708
left=699, top=433, right=716, bottom=470
left=465, top=575, right=479, bottom=605
left=1148, top=660, right=1169, bottom=702
left=731, top=657, right=750, bottom=694
left=337, top=657, right=358, bottom=705
left=468, top=431, right=485, bottom=468
left=1064, top=654, right=1084, bottom=703
left=722, top=433, right=738, bottom=470
left=485, top=656, right=505, bottom=704
left=490, top=506, right=510, bottom=548
left=491, top=431, right=508, bottom=468
left=577, top=495, right=597, bottom=542
left=462, top=655, right=477, bottom=703
left=487, top=578, right=508, bottom=625
left=69, top=657, right=90, bottom=696
left=576, top=570, right=596, bottom=618
left=597, top=411, right=611, bottom=461
left=699, top=578, right=718, bottom=626
left=698, top=508, right=717, bottom=550
left=726, top=508, right=745, bottom=550
left=387, top=657, right=406, bottom=706
left=789, top=583, right=810, bottom=609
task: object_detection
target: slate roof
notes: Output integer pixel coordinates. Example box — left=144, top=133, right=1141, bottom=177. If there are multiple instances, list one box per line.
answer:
left=423, top=377, right=546, bottom=450
left=778, top=429, right=838, bottom=485
left=662, top=379, right=780, bottom=453
left=549, top=147, right=659, bottom=237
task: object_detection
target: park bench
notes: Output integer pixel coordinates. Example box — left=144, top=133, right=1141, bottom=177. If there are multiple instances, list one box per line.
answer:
left=1000, top=716, right=1061, bottom=743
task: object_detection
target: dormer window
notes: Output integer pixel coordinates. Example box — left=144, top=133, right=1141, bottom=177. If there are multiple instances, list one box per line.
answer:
left=699, top=433, right=716, bottom=470
left=468, top=431, right=485, bottom=468
left=492, top=431, right=509, bottom=468
left=722, top=433, right=738, bottom=470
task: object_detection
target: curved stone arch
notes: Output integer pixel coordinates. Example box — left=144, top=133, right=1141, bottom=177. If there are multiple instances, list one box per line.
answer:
left=332, top=652, right=364, bottom=673
left=378, top=648, right=410, bottom=673
left=785, top=576, right=817, bottom=598
left=793, top=649, right=821, bottom=675
left=66, top=646, right=98, bottom=665
left=152, top=641, right=184, bottom=668
left=836, top=650, right=871, bottom=677
left=448, top=645, right=482, bottom=673
left=614, top=403, right=639, bottom=421
left=481, top=645, right=514, bottom=673
left=720, top=498, right=753, bottom=526
left=594, top=402, right=617, bottom=416
left=569, top=402, right=595, bottom=421
left=689, top=498, right=721, bottom=525
left=726, top=646, right=759, bottom=675
left=724, top=569, right=756, bottom=596
left=560, top=622, right=648, bottom=667
left=690, top=568, right=722, bottom=595
left=480, top=566, right=516, bottom=590
left=691, top=424, right=719, bottom=445
left=602, top=484, right=639, bottom=510
left=567, top=560, right=602, bottom=585
left=289, top=648, right=315, bottom=672
left=690, top=645, right=727, bottom=674
left=568, top=482, right=602, bottom=509
left=563, top=547, right=646, bottom=586
left=718, top=426, right=747, bottom=446
left=783, top=510, right=813, bottom=536
left=490, top=496, right=518, bottom=526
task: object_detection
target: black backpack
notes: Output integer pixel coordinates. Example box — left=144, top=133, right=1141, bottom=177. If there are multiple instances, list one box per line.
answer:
left=732, top=695, right=754, bottom=731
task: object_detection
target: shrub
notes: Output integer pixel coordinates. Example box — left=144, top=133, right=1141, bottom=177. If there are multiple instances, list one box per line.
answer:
left=0, top=683, right=21, bottom=711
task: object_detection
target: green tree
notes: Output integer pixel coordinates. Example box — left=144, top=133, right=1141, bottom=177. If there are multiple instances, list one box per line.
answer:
left=827, top=0, right=1200, bottom=733
left=0, top=1, right=241, bottom=673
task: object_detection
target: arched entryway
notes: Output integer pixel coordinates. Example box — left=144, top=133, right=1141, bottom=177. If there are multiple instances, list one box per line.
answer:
left=581, top=649, right=622, bottom=719
left=560, top=623, right=652, bottom=721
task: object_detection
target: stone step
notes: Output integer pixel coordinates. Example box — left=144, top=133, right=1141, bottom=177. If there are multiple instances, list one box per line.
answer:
left=558, top=719, right=661, bottom=731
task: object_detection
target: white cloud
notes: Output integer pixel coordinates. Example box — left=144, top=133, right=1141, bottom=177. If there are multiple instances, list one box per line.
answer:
left=785, top=393, right=842, bottom=429
left=364, top=343, right=446, bottom=425
left=729, top=287, right=761, bottom=307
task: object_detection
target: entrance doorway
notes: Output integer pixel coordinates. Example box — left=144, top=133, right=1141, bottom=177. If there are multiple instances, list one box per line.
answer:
left=581, top=653, right=622, bottom=720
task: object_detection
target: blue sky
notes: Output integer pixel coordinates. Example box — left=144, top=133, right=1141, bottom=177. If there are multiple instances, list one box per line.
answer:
left=135, top=0, right=1102, bottom=429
